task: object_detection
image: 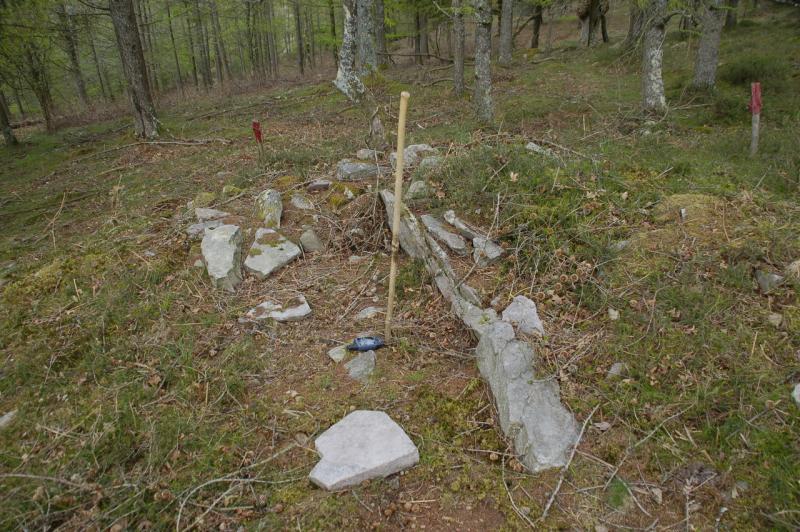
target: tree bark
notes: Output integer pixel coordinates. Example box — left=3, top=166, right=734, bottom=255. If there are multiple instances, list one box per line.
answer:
left=414, top=11, right=423, bottom=65
left=641, top=0, right=667, bottom=113
left=498, top=0, right=514, bottom=65
left=0, top=90, right=18, bottom=146
left=356, top=0, right=377, bottom=73
left=210, top=0, right=232, bottom=79
left=334, top=0, right=365, bottom=102
left=420, top=13, right=429, bottom=59
left=725, top=0, right=738, bottom=27
left=109, top=0, right=158, bottom=138
left=184, top=8, right=199, bottom=87
left=208, top=0, right=226, bottom=83
left=692, top=0, right=725, bottom=89
left=166, top=0, right=185, bottom=95
left=293, top=0, right=305, bottom=75
left=87, top=21, right=111, bottom=101
left=23, top=46, right=55, bottom=132
left=530, top=5, right=543, bottom=48
left=375, top=0, right=387, bottom=66
left=329, top=0, right=339, bottom=64
left=473, top=0, right=493, bottom=123
left=578, top=0, right=607, bottom=46
left=452, top=0, right=465, bottom=96
left=57, top=3, right=90, bottom=109
left=623, top=2, right=644, bottom=49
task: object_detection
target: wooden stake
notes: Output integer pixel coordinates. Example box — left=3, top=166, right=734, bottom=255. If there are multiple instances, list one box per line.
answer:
left=385, top=91, right=411, bottom=342
left=749, top=82, right=761, bottom=157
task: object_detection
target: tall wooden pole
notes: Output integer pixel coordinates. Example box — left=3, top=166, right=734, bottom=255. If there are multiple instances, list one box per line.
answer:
left=385, top=91, right=411, bottom=341
left=749, top=82, right=761, bottom=157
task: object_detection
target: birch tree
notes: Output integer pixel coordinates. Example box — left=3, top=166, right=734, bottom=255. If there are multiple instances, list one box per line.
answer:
left=452, top=0, right=465, bottom=96
left=473, top=0, right=493, bottom=122
left=641, top=0, right=668, bottom=113
left=692, top=0, right=725, bottom=89
left=356, top=0, right=377, bottom=73
left=498, top=0, right=514, bottom=65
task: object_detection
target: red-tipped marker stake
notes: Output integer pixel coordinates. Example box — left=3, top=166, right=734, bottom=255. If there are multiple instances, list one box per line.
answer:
left=749, top=82, right=761, bottom=157
left=252, top=118, right=265, bottom=162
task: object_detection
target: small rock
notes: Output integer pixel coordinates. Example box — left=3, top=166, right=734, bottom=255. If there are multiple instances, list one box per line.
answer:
left=336, top=159, right=386, bottom=181
left=222, top=184, right=242, bottom=198
left=300, top=229, right=325, bottom=252
left=473, top=237, right=504, bottom=267
left=343, top=187, right=355, bottom=200
left=308, top=410, right=419, bottom=491
left=356, top=148, right=381, bottom=160
left=328, top=345, right=348, bottom=363
left=592, top=421, right=611, bottom=432
left=194, top=191, right=216, bottom=208
left=792, top=384, right=800, bottom=406
left=348, top=255, right=368, bottom=264
left=501, top=295, right=545, bottom=336
left=355, top=306, right=384, bottom=321
left=256, top=189, right=283, bottom=228
left=443, top=210, right=481, bottom=240
left=345, top=350, right=376, bottom=382
left=785, top=259, right=800, bottom=280
left=187, top=220, right=223, bottom=239
left=768, top=313, right=783, bottom=327
left=755, top=269, right=784, bottom=293
left=291, top=194, right=314, bottom=210
left=420, top=214, right=467, bottom=255
left=195, top=207, right=229, bottom=222
left=244, top=228, right=301, bottom=279
left=201, top=225, right=243, bottom=292
left=417, top=156, right=443, bottom=174
left=525, top=141, right=555, bottom=158
left=610, top=240, right=630, bottom=253
left=307, top=179, right=332, bottom=192
left=193, top=259, right=204, bottom=268
left=0, top=409, right=17, bottom=430
left=607, top=362, right=627, bottom=380
left=390, top=144, right=438, bottom=169
left=608, top=308, right=620, bottom=321
left=243, top=295, right=311, bottom=323
left=406, top=180, right=432, bottom=200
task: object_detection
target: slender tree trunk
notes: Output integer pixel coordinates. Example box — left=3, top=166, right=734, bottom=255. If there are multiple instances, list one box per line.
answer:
left=375, top=0, right=387, bottom=66
left=57, top=3, right=90, bottom=109
left=356, top=0, right=377, bottom=73
left=0, top=90, right=18, bottom=146
left=578, top=0, right=602, bottom=46
left=498, top=0, right=514, bottom=65
left=210, top=0, right=232, bottom=79
left=414, top=11, right=423, bottom=65
left=266, top=0, right=279, bottom=78
left=329, top=0, right=339, bottom=65
left=641, top=0, right=667, bottom=113
left=307, top=10, right=317, bottom=69
left=473, top=0, right=493, bottom=122
left=420, top=13, right=429, bottom=58
left=210, top=1, right=225, bottom=83
left=600, top=12, right=609, bottom=42
left=144, top=0, right=161, bottom=92
left=166, top=0, right=185, bottom=95
left=24, top=47, right=55, bottom=132
left=293, top=0, right=305, bottom=76
left=623, top=2, right=645, bottom=49
left=692, top=0, right=725, bottom=89
left=334, top=0, right=365, bottom=102
left=12, top=88, right=26, bottom=118
left=184, top=7, right=199, bottom=87
left=452, top=0, right=465, bottom=96
left=109, top=0, right=158, bottom=138
left=531, top=5, right=543, bottom=48
left=725, top=0, right=738, bottom=27
left=87, top=23, right=110, bottom=101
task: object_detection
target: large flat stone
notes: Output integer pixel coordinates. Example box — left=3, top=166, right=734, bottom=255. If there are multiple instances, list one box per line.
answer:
left=187, top=219, right=223, bottom=239
left=309, top=410, right=419, bottom=491
left=336, top=159, right=386, bottom=181
left=242, top=295, right=311, bottom=323
left=244, top=228, right=301, bottom=279
left=345, top=350, right=376, bottom=382
left=195, top=207, right=229, bottom=222
left=502, top=295, right=545, bottom=336
left=201, top=225, right=243, bottom=292
left=473, top=236, right=505, bottom=267
left=256, top=189, right=283, bottom=228
left=443, top=210, right=481, bottom=240
left=420, top=214, right=467, bottom=255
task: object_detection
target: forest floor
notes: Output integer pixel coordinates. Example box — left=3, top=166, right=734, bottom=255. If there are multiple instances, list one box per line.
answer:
left=1, top=5, right=799, bottom=531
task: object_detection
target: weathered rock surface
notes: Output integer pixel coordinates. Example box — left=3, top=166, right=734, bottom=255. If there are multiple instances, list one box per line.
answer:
left=443, top=210, right=481, bottom=240
left=345, top=350, right=376, bottom=382
left=328, top=345, right=348, bottom=363
left=187, top=220, right=223, bottom=239
left=381, top=190, right=577, bottom=472
left=307, top=179, right=332, bottom=192
left=242, top=295, right=311, bottom=323
left=793, top=384, right=800, bottom=406
left=0, top=409, right=16, bottom=430
left=406, top=180, right=432, bottom=200
left=755, top=270, right=784, bottom=293
left=356, top=148, right=381, bottom=160
left=300, top=229, right=325, bottom=252
left=390, top=144, right=438, bottom=169
left=355, top=306, right=383, bottom=321
left=195, top=207, right=229, bottom=222
left=420, top=214, right=467, bottom=255
left=336, top=159, right=386, bottom=181
left=256, top=189, right=283, bottom=228
left=309, top=410, right=419, bottom=491
left=201, top=225, right=243, bottom=292
left=607, top=362, right=627, bottom=380
left=473, top=236, right=505, bottom=267
left=418, top=156, right=443, bottom=174
left=291, top=194, right=314, bottom=210
left=244, top=228, right=301, bottom=279
left=525, top=141, right=556, bottom=158
left=501, top=295, right=545, bottom=336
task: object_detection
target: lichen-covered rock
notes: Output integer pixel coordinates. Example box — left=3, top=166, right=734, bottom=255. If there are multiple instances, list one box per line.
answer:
left=195, top=207, right=229, bottom=222
left=300, top=229, right=325, bottom=252
left=187, top=220, right=224, bottom=239
left=443, top=210, right=481, bottom=240
left=390, top=144, right=438, bottom=169
left=291, top=194, right=314, bottom=210
left=328, top=345, right=349, bottom=363
left=406, top=180, right=432, bottom=200
left=418, top=156, right=443, bottom=174
left=356, top=148, right=381, bottom=160
left=473, top=236, right=505, bottom=267
left=222, top=184, right=242, bottom=198
left=525, top=141, right=556, bottom=158
left=420, top=214, right=467, bottom=255
left=345, top=350, right=376, bottom=382
left=243, top=228, right=301, bottom=279
left=336, top=159, right=386, bottom=181
left=256, top=189, right=283, bottom=228
left=194, top=191, right=217, bottom=208
left=501, top=295, right=544, bottom=336
left=242, top=295, right=311, bottom=323
left=307, top=179, right=332, bottom=192
left=201, top=225, right=243, bottom=292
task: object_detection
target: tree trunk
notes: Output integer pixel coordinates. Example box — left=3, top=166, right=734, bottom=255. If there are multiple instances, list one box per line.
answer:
left=692, top=0, right=725, bottom=89
left=498, top=0, right=514, bottom=65
left=24, top=47, right=55, bottom=132
left=334, top=0, right=365, bottom=102
left=293, top=0, right=305, bottom=76
left=452, top=0, right=465, bottom=96
left=266, top=0, right=279, bottom=78
left=329, top=0, right=339, bottom=65
left=0, top=90, right=18, bottom=146
left=190, top=0, right=212, bottom=88
left=57, top=3, right=90, bottom=109
left=623, top=2, right=645, bottom=49
left=725, top=0, right=738, bottom=27
left=414, top=11, right=423, bottom=65
left=87, top=22, right=111, bottom=101
left=578, top=0, right=602, bottom=46
left=210, top=0, right=232, bottom=79
left=166, top=0, right=185, bottom=95
left=356, top=0, right=377, bottom=73
left=109, top=0, right=158, bottom=138
left=375, top=0, right=387, bottom=66
left=473, top=0, right=493, bottom=123
left=420, top=13, right=429, bottom=58
left=530, top=5, right=543, bottom=48
left=641, top=0, right=667, bottom=113
left=13, top=87, right=26, bottom=118
left=184, top=8, right=199, bottom=87
left=209, top=0, right=225, bottom=83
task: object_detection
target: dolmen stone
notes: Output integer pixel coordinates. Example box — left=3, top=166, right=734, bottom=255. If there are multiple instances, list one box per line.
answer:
left=420, top=214, right=467, bottom=255
left=242, top=295, right=311, bottom=323
left=309, top=410, right=419, bottom=491
left=336, top=159, right=386, bottom=181
left=201, top=224, right=243, bottom=292
left=501, top=295, right=545, bottom=336
left=345, top=350, right=376, bottom=382
left=244, top=228, right=301, bottom=279
left=256, top=189, right=282, bottom=228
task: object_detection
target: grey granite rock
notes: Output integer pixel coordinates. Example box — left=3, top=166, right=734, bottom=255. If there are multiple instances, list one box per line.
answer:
left=244, top=228, right=301, bottom=279
left=501, top=295, right=545, bottom=336
left=473, top=236, right=505, bottom=267
left=291, top=194, right=314, bottom=210
left=201, top=224, right=243, bottom=292
left=420, top=214, right=467, bottom=255
left=300, top=229, right=325, bottom=252
left=406, top=180, right=432, bottom=200
left=345, top=350, right=376, bottom=382
left=256, top=189, right=283, bottom=228
left=242, top=295, right=311, bottom=323
left=336, top=159, right=386, bottom=181
left=195, top=207, right=229, bottom=222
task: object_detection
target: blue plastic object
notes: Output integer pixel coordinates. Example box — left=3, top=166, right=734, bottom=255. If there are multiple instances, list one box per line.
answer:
left=347, top=336, right=385, bottom=351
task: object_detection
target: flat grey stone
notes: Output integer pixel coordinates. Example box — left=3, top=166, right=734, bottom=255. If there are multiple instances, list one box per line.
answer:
left=256, top=189, right=282, bottom=228
left=418, top=156, right=443, bottom=174
left=525, top=141, right=556, bottom=158
left=473, top=236, right=505, bottom=267
left=195, top=207, right=229, bottom=222
left=307, top=179, right=332, bottom=192
left=201, top=224, right=243, bottom=292
left=406, top=180, right=432, bottom=200
left=244, top=228, right=301, bottom=279
left=243, top=295, right=311, bottom=323
left=300, top=229, right=325, bottom=252
left=755, top=270, right=784, bottom=293
left=607, top=362, right=627, bottom=379
left=355, top=306, right=384, bottom=321
left=328, top=345, right=348, bottom=363
left=309, top=410, right=419, bottom=491
left=0, top=409, right=16, bottom=430
left=793, top=384, right=800, bottom=406
left=291, top=194, right=314, bottom=210
left=443, top=210, right=481, bottom=240
left=187, top=219, right=223, bottom=239
left=420, top=214, right=467, bottom=255
left=345, top=350, right=376, bottom=382
left=336, top=159, right=386, bottom=181
left=502, top=295, right=545, bottom=336
left=390, top=144, right=438, bottom=169
left=356, top=148, right=381, bottom=160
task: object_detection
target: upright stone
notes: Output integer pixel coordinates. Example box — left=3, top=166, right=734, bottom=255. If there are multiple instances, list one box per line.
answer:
left=256, top=189, right=283, bottom=228
left=201, top=225, right=243, bottom=292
